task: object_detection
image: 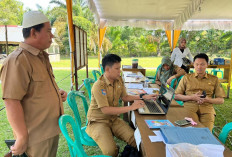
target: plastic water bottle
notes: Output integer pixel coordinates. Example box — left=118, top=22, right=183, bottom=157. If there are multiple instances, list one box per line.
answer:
left=144, top=79, right=149, bottom=88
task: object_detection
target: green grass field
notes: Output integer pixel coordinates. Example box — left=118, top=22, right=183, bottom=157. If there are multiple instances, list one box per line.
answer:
left=0, top=56, right=231, bottom=156
left=51, top=56, right=163, bottom=68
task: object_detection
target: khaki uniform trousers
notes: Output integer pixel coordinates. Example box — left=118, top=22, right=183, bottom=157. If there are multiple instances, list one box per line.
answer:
left=187, top=109, right=215, bottom=132
left=86, top=118, right=136, bottom=157
left=26, top=135, right=59, bottom=157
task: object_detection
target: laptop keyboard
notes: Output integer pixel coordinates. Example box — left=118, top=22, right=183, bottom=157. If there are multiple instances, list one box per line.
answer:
left=144, top=100, right=161, bottom=113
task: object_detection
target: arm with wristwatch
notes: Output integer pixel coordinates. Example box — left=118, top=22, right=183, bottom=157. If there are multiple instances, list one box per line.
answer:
left=121, top=93, right=158, bottom=102
left=101, top=93, right=159, bottom=115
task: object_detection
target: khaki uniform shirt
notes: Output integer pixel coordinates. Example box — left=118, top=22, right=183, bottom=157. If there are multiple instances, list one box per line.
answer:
left=0, top=43, right=64, bottom=146
left=155, top=65, right=186, bottom=85
left=87, top=75, right=127, bottom=122
left=175, top=73, right=225, bottom=114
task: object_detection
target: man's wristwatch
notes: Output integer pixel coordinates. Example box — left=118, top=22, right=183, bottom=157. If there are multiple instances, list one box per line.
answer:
left=140, top=93, right=146, bottom=100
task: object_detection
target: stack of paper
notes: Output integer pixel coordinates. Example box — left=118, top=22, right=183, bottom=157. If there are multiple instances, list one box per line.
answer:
left=127, top=83, right=143, bottom=89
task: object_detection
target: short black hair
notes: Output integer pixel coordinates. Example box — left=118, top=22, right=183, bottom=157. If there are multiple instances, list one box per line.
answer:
left=194, top=53, right=209, bottom=63
left=102, top=54, right=121, bottom=71
left=22, top=23, right=44, bottom=39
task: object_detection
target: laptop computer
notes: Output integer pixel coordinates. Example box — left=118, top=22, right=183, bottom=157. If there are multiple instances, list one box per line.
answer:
left=138, top=83, right=175, bottom=115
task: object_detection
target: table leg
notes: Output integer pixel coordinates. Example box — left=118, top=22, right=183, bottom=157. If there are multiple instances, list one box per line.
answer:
left=227, top=86, right=230, bottom=98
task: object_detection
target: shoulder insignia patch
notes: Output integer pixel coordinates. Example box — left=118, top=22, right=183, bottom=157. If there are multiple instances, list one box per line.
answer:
left=101, top=89, right=106, bottom=95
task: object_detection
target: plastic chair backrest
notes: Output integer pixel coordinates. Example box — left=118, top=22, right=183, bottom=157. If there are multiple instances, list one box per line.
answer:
left=84, top=78, right=95, bottom=101
left=59, top=115, right=110, bottom=157
left=92, top=70, right=102, bottom=81
left=177, top=75, right=184, bottom=83
left=218, top=122, right=232, bottom=144
left=152, top=64, right=162, bottom=83
left=67, top=91, right=99, bottom=146
left=170, top=75, right=184, bottom=90
left=173, top=75, right=184, bottom=106
left=100, top=64, right=104, bottom=74
left=170, top=78, right=177, bottom=89
left=59, top=115, right=88, bottom=157
left=67, top=91, right=89, bottom=129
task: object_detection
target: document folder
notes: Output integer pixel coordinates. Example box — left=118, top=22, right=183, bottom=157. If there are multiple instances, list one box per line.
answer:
left=160, top=127, right=221, bottom=145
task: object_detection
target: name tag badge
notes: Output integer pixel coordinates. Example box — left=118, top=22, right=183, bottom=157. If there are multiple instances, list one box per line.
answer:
left=101, top=89, right=106, bottom=95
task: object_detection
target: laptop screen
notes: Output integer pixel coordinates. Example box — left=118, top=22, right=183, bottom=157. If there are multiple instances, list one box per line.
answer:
left=158, top=84, right=174, bottom=109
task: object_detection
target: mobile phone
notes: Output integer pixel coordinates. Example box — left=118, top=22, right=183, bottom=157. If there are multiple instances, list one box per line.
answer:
left=175, top=119, right=191, bottom=126
left=5, top=140, right=28, bottom=157
left=5, top=140, right=15, bottom=149
left=200, top=91, right=206, bottom=98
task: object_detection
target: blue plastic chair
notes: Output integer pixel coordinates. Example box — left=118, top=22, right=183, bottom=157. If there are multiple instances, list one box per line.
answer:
left=84, top=78, right=95, bottom=101
left=100, top=64, right=104, bottom=74
left=147, top=64, right=162, bottom=83
left=170, top=75, right=184, bottom=90
left=170, top=78, right=177, bottom=89
left=59, top=115, right=110, bottom=157
left=67, top=91, right=97, bottom=146
left=173, top=75, right=184, bottom=106
left=211, top=68, right=223, bottom=78
left=218, top=122, right=232, bottom=144
left=92, top=70, right=102, bottom=81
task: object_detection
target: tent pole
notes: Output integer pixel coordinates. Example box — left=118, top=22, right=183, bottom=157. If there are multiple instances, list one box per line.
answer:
left=5, top=25, right=8, bottom=55
left=66, top=0, right=76, bottom=90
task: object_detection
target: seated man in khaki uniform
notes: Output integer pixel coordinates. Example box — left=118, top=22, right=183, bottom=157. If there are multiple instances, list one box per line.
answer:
left=86, top=54, right=158, bottom=157
left=0, top=11, right=67, bottom=156
left=175, top=53, right=225, bottom=131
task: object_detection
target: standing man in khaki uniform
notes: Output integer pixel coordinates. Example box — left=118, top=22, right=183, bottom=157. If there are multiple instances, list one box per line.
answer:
left=86, top=54, right=158, bottom=157
left=175, top=53, right=225, bottom=131
left=0, top=11, right=67, bottom=156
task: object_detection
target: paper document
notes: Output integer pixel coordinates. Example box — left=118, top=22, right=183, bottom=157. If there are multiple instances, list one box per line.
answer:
left=131, top=111, right=136, bottom=128
left=126, top=73, right=142, bottom=78
left=149, top=136, right=164, bottom=142
left=153, top=130, right=162, bottom=137
left=143, top=88, right=159, bottom=94
left=149, top=131, right=164, bottom=143
left=134, top=127, right=141, bottom=151
left=127, top=89, right=146, bottom=95
left=128, top=83, right=143, bottom=89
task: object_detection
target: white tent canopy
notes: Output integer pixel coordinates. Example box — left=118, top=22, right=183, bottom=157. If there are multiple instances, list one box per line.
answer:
left=88, top=0, right=232, bottom=30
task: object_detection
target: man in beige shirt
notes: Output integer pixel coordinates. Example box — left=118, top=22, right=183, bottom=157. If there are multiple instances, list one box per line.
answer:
left=86, top=54, right=158, bottom=157
left=0, top=11, right=67, bottom=156
left=175, top=53, right=225, bottom=131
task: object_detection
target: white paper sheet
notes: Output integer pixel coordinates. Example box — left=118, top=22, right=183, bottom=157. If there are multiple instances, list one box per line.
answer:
left=126, top=73, right=143, bottom=78
left=134, top=127, right=141, bottom=151
left=143, top=88, right=159, bottom=94
left=131, top=111, right=136, bottom=128
left=128, top=83, right=143, bottom=89
left=148, top=130, right=165, bottom=142
left=153, top=130, right=162, bottom=137
left=149, top=136, right=164, bottom=142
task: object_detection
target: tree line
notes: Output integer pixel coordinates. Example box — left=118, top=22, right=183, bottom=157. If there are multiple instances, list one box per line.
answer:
left=1, top=0, right=232, bottom=57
